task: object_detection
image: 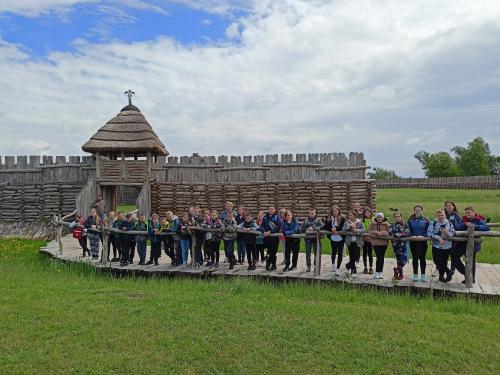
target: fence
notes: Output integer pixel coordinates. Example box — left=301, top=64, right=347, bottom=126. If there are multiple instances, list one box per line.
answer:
left=377, top=176, right=500, bottom=189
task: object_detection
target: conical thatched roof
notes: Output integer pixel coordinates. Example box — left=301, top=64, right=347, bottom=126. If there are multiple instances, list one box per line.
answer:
left=82, top=104, right=168, bottom=156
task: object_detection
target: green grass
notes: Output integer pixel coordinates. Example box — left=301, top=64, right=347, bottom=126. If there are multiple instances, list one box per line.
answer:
left=1, top=239, right=499, bottom=374
left=116, top=204, right=136, bottom=213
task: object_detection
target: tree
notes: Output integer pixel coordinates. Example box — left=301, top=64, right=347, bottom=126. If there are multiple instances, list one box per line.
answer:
left=451, top=137, right=491, bottom=176
left=489, top=155, right=500, bottom=175
left=367, top=167, right=400, bottom=180
left=414, top=150, right=460, bottom=177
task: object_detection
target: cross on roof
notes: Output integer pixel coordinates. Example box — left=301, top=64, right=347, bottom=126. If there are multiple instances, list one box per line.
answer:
left=124, top=89, right=135, bottom=105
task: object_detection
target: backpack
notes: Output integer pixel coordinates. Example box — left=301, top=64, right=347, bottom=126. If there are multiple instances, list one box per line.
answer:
left=73, top=227, right=83, bottom=239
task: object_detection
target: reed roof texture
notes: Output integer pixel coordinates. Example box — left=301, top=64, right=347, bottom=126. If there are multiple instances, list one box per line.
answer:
left=82, top=105, right=168, bottom=156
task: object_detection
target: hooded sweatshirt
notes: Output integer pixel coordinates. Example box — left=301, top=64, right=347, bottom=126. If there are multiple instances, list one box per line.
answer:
left=368, top=219, right=390, bottom=246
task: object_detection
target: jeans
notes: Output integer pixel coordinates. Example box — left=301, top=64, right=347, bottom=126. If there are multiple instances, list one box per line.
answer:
left=284, top=238, right=300, bottom=268
left=305, top=239, right=317, bottom=267
left=330, top=240, right=344, bottom=269
left=433, top=247, right=451, bottom=276
left=393, top=244, right=408, bottom=270
left=245, top=241, right=257, bottom=266
left=136, top=239, right=147, bottom=264
left=451, top=242, right=476, bottom=282
left=345, top=242, right=360, bottom=274
left=237, top=237, right=246, bottom=261
left=264, top=237, right=279, bottom=267
left=362, top=242, right=373, bottom=268
left=409, top=241, right=427, bottom=275
left=373, top=245, right=388, bottom=273
left=224, top=239, right=236, bottom=264
left=180, top=239, right=191, bottom=264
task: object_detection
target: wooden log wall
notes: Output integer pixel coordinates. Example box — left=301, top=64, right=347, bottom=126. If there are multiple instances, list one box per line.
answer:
left=75, top=177, right=97, bottom=218
left=376, top=176, right=500, bottom=189
left=153, top=152, right=368, bottom=182
left=151, top=180, right=376, bottom=218
left=117, top=186, right=141, bottom=204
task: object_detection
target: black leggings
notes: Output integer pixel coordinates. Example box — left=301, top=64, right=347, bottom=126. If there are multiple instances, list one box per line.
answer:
left=345, top=242, right=360, bottom=273
left=409, top=241, right=427, bottom=275
left=107, top=234, right=117, bottom=259
left=150, top=241, right=161, bottom=261
left=330, top=240, right=344, bottom=268
left=362, top=242, right=373, bottom=268
left=245, top=242, right=258, bottom=266
left=209, top=240, right=221, bottom=263
left=433, top=247, right=451, bottom=276
left=78, top=236, right=90, bottom=256
left=256, top=244, right=265, bottom=261
left=373, top=245, right=388, bottom=273
left=284, top=238, right=300, bottom=268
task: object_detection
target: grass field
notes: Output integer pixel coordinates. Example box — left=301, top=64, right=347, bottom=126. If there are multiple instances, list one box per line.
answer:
left=1, top=239, right=499, bottom=374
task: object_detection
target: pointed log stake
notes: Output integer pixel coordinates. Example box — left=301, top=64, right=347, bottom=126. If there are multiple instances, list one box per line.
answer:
left=315, top=231, right=321, bottom=276
left=465, top=225, right=475, bottom=288
left=101, top=228, right=110, bottom=264
left=56, top=216, right=63, bottom=255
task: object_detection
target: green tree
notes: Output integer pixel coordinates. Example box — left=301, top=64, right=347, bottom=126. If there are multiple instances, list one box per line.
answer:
left=367, top=167, right=400, bottom=180
left=414, top=150, right=460, bottom=177
left=451, top=137, right=491, bottom=176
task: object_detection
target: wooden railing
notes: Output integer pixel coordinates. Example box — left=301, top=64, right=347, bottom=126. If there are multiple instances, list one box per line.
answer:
left=51, top=218, right=499, bottom=287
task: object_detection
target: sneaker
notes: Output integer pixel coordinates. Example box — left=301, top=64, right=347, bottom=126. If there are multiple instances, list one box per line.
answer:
left=412, top=274, right=418, bottom=282
left=368, top=268, right=374, bottom=274
left=205, top=261, right=212, bottom=267
left=154, top=260, right=159, bottom=266
left=138, top=261, right=145, bottom=266
left=446, top=271, right=454, bottom=282
left=269, top=265, right=277, bottom=271
left=393, top=268, right=399, bottom=280
left=215, top=262, right=219, bottom=268
left=373, top=272, right=379, bottom=279
left=229, top=263, right=234, bottom=270
left=289, top=266, right=297, bottom=271
left=377, top=273, right=384, bottom=280
left=283, top=266, right=289, bottom=272
left=145, top=260, right=154, bottom=265
left=335, top=269, right=341, bottom=277
left=421, top=274, right=427, bottom=282
left=351, top=273, right=358, bottom=279
left=306, top=266, right=311, bottom=272
left=363, top=268, right=368, bottom=274
left=438, top=275, right=447, bottom=283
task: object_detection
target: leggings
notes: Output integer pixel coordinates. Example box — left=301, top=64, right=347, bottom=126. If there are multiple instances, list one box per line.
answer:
left=256, top=244, right=265, bottom=261
left=209, top=240, right=221, bottom=263
left=107, top=234, right=117, bottom=259
left=223, top=239, right=236, bottom=265
left=409, top=241, right=427, bottom=275
left=362, top=242, right=373, bottom=268
left=245, top=242, right=258, bottom=266
left=330, top=240, right=344, bottom=269
left=284, top=238, right=300, bottom=268
left=264, top=237, right=280, bottom=267
left=373, top=245, right=388, bottom=273
left=78, top=236, right=90, bottom=256
left=433, top=247, right=451, bottom=276
left=345, top=242, right=360, bottom=274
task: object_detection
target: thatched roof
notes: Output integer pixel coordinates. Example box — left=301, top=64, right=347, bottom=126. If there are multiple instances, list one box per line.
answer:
left=82, top=104, right=168, bottom=156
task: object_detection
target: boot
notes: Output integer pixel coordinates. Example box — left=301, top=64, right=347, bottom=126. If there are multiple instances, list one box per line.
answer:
left=397, top=268, right=404, bottom=280
left=393, top=268, right=399, bottom=280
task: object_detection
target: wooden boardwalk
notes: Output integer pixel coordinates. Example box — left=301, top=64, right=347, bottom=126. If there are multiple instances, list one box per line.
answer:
left=39, top=234, right=500, bottom=299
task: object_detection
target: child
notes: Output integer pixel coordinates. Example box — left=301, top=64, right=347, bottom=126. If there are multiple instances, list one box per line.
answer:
left=111, top=212, right=124, bottom=262
left=407, top=205, right=430, bottom=282
left=453, top=206, right=489, bottom=284
left=135, top=213, right=148, bottom=266
left=238, top=210, right=261, bottom=270
left=427, top=209, right=455, bottom=283
left=368, top=212, right=390, bottom=280
left=203, top=210, right=222, bottom=267
left=351, top=202, right=363, bottom=219
left=84, top=207, right=101, bottom=260
left=164, top=211, right=181, bottom=266
left=70, top=213, right=90, bottom=257
left=361, top=207, right=374, bottom=274
left=147, top=213, right=162, bottom=266
left=278, top=208, right=287, bottom=265
left=302, top=208, right=324, bottom=272
left=444, top=200, right=463, bottom=273
left=235, top=205, right=247, bottom=264
left=342, top=210, right=364, bottom=277
left=282, top=210, right=302, bottom=272
left=191, top=207, right=205, bottom=267
left=261, top=206, right=282, bottom=271
left=160, top=213, right=173, bottom=264
left=255, top=210, right=266, bottom=264
left=324, top=206, right=346, bottom=276
left=105, top=211, right=117, bottom=261
left=119, top=213, right=134, bottom=266
left=389, top=212, right=410, bottom=280
left=221, top=211, right=238, bottom=269
left=178, top=213, right=192, bottom=266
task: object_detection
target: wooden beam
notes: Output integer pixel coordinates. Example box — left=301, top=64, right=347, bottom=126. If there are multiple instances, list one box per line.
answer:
left=465, top=225, right=475, bottom=288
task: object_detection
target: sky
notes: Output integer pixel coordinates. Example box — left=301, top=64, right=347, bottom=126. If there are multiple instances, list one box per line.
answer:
left=0, top=0, right=499, bottom=176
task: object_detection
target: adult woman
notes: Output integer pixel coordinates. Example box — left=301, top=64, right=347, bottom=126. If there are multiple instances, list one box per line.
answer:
left=324, top=206, right=346, bottom=276
left=407, top=205, right=430, bottom=282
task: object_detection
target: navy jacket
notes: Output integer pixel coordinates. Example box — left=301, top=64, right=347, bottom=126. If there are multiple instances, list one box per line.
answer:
left=282, top=218, right=301, bottom=236
left=407, top=216, right=430, bottom=236
left=261, top=213, right=282, bottom=234
left=455, top=215, right=490, bottom=252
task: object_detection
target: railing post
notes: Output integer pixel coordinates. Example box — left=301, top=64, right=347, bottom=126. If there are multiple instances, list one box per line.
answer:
left=191, top=231, right=196, bottom=268
left=56, top=217, right=63, bottom=256
left=315, top=231, right=321, bottom=276
left=465, top=225, right=475, bottom=288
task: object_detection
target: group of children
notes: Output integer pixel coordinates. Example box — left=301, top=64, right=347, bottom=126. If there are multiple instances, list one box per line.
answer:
left=71, top=200, right=489, bottom=283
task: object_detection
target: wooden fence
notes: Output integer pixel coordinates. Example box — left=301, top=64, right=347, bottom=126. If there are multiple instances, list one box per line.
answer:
left=151, top=180, right=376, bottom=219
left=377, top=176, right=500, bottom=189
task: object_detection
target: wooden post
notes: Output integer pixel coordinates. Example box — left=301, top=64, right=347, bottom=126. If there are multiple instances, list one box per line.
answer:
left=465, top=225, right=475, bottom=288
left=121, top=151, right=126, bottom=180
left=95, top=152, right=101, bottom=180
left=315, top=231, right=321, bottom=276
left=101, top=228, right=110, bottom=264
left=56, top=215, right=63, bottom=255
left=191, top=232, right=196, bottom=268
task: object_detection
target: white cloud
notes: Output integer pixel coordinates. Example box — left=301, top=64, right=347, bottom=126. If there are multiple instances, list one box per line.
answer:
left=0, top=0, right=500, bottom=177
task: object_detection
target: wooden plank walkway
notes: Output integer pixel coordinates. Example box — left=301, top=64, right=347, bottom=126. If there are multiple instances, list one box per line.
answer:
left=39, top=234, right=500, bottom=299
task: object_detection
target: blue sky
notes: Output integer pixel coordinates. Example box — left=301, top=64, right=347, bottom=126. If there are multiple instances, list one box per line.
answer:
left=0, top=2, right=239, bottom=55
left=0, top=0, right=499, bottom=177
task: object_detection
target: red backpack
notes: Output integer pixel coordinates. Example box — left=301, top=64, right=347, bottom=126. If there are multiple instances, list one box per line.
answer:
left=73, top=227, right=84, bottom=239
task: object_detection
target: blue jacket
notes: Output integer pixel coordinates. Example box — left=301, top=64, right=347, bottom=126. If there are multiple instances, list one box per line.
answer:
left=427, top=219, right=455, bottom=250
left=407, top=216, right=430, bottom=236
left=261, top=213, right=282, bottom=234
left=455, top=215, right=489, bottom=252
left=282, top=218, right=301, bottom=236
left=446, top=211, right=462, bottom=229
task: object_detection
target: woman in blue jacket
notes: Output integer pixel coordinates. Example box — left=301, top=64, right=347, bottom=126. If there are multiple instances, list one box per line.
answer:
left=427, top=209, right=455, bottom=283
left=282, top=210, right=302, bottom=272
left=407, top=205, right=430, bottom=282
